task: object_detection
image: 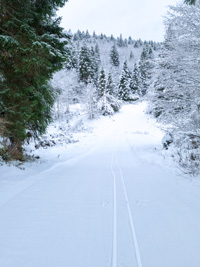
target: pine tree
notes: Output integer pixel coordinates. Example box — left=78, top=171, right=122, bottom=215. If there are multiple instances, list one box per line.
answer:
left=106, top=72, right=115, bottom=95
left=98, top=68, right=106, bottom=98
left=89, top=46, right=100, bottom=85
left=78, top=44, right=92, bottom=83
left=118, top=60, right=131, bottom=101
left=110, top=44, right=120, bottom=67
left=0, top=0, right=69, bottom=160
left=129, top=64, right=140, bottom=95
left=117, top=34, right=124, bottom=47
left=129, top=51, right=134, bottom=61
left=128, top=36, right=133, bottom=45
left=138, top=45, right=154, bottom=96
left=184, top=0, right=196, bottom=4
left=94, top=44, right=101, bottom=66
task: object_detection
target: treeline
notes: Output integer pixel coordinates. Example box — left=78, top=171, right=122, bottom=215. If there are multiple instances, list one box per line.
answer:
left=151, top=0, right=200, bottom=174
left=62, top=30, right=157, bottom=103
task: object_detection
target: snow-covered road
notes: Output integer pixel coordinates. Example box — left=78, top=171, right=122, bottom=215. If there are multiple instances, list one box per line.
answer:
left=1, top=102, right=200, bottom=267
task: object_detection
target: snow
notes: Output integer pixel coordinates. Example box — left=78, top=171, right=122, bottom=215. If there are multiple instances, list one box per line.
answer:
left=1, top=101, right=200, bottom=267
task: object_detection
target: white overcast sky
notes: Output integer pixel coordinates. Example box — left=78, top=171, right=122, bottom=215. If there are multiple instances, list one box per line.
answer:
left=57, top=0, right=181, bottom=41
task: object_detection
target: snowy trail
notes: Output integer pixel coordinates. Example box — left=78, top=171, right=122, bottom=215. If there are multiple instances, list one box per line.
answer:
left=1, top=102, right=200, bottom=267
left=115, top=145, right=143, bottom=267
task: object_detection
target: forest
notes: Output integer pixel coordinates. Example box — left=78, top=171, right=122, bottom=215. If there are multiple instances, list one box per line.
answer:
left=0, top=0, right=200, bottom=174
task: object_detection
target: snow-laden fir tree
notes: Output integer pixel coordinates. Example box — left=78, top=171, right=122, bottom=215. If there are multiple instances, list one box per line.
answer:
left=129, top=64, right=140, bottom=96
left=66, top=44, right=79, bottom=70
left=151, top=2, right=200, bottom=173
left=118, top=60, right=132, bottom=101
left=152, top=3, right=200, bottom=127
left=106, top=72, right=115, bottom=95
left=98, top=68, right=106, bottom=98
left=78, top=43, right=92, bottom=83
left=0, top=0, right=69, bottom=160
left=117, top=34, right=125, bottom=47
left=129, top=51, right=134, bottom=61
left=138, top=44, right=154, bottom=96
left=110, top=44, right=120, bottom=67
left=89, top=46, right=99, bottom=85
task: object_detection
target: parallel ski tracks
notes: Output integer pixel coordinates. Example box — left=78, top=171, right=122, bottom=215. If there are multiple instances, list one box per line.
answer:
left=111, top=137, right=143, bottom=267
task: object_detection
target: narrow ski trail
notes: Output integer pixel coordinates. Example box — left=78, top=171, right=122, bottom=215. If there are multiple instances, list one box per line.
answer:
left=1, top=102, right=200, bottom=267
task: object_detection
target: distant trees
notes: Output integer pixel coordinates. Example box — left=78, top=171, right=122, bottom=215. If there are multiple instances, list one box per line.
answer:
left=118, top=61, right=131, bottom=101
left=78, top=44, right=100, bottom=85
left=138, top=44, right=154, bottom=96
left=110, top=44, right=120, bottom=67
left=106, top=72, right=115, bottom=95
left=0, top=0, right=69, bottom=160
left=184, top=0, right=196, bottom=4
left=98, top=68, right=106, bottom=98
left=129, top=64, right=140, bottom=95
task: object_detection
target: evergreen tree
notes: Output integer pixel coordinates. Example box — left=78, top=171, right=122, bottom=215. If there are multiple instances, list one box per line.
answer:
left=78, top=44, right=92, bottom=83
left=0, top=0, right=69, bottom=160
left=118, top=60, right=131, bottom=101
left=110, top=44, right=120, bottom=67
left=138, top=45, right=154, bottom=96
left=98, top=68, right=106, bottom=98
left=128, top=36, right=133, bottom=45
left=85, top=30, right=90, bottom=40
left=110, top=34, right=115, bottom=42
left=117, top=34, right=124, bottom=47
left=106, top=72, right=115, bottom=95
left=89, top=46, right=100, bottom=85
left=129, top=64, right=140, bottom=94
left=184, top=0, right=196, bottom=4
left=93, top=31, right=97, bottom=39
left=94, top=44, right=101, bottom=66
left=66, top=44, right=79, bottom=69
left=129, top=51, right=134, bottom=61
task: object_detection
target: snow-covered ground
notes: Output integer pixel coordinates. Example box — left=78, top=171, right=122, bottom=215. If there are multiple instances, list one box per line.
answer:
left=0, top=101, right=200, bottom=267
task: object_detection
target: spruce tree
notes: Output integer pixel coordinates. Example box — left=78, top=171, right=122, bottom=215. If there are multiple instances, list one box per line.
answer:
left=89, top=46, right=99, bottom=85
left=118, top=60, right=131, bottom=101
left=98, top=68, right=106, bottom=98
left=117, top=34, right=124, bottom=47
left=0, top=0, right=69, bottom=160
left=129, top=51, right=134, bottom=61
left=130, top=64, right=140, bottom=95
left=106, top=72, right=114, bottom=95
left=110, top=44, right=120, bottom=67
left=184, top=0, right=196, bottom=4
left=78, top=44, right=92, bottom=83
left=138, top=45, right=154, bottom=96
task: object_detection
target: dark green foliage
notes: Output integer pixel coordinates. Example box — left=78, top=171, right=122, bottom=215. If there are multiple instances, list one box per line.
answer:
left=138, top=45, right=154, bottom=96
left=110, top=44, right=120, bottom=67
left=106, top=72, right=114, bottom=95
left=78, top=43, right=101, bottom=85
left=66, top=44, right=79, bottom=69
left=129, top=63, right=140, bottom=94
left=184, top=0, right=196, bottom=4
left=118, top=60, right=132, bottom=101
left=98, top=68, right=106, bottom=98
left=117, top=34, right=125, bottom=47
left=0, top=0, right=69, bottom=160
left=78, top=44, right=92, bottom=83
left=129, top=51, right=134, bottom=61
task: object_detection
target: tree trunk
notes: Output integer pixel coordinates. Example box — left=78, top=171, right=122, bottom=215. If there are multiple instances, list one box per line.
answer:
left=6, top=138, right=24, bottom=161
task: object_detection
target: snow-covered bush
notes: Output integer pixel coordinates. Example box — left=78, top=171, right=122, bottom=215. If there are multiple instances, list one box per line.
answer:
left=171, top=133, right=200, bottom=176
left=97, top=94, right=121, bottom=116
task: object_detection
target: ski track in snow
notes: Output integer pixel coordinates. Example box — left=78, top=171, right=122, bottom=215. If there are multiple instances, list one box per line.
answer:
left=111, top=131, right=143, bottom=267
left=1, top=101, right=200, bottom=267
left=111, top=139, right=117, bottom=267
left=115, top=141, right=143, bottom=267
